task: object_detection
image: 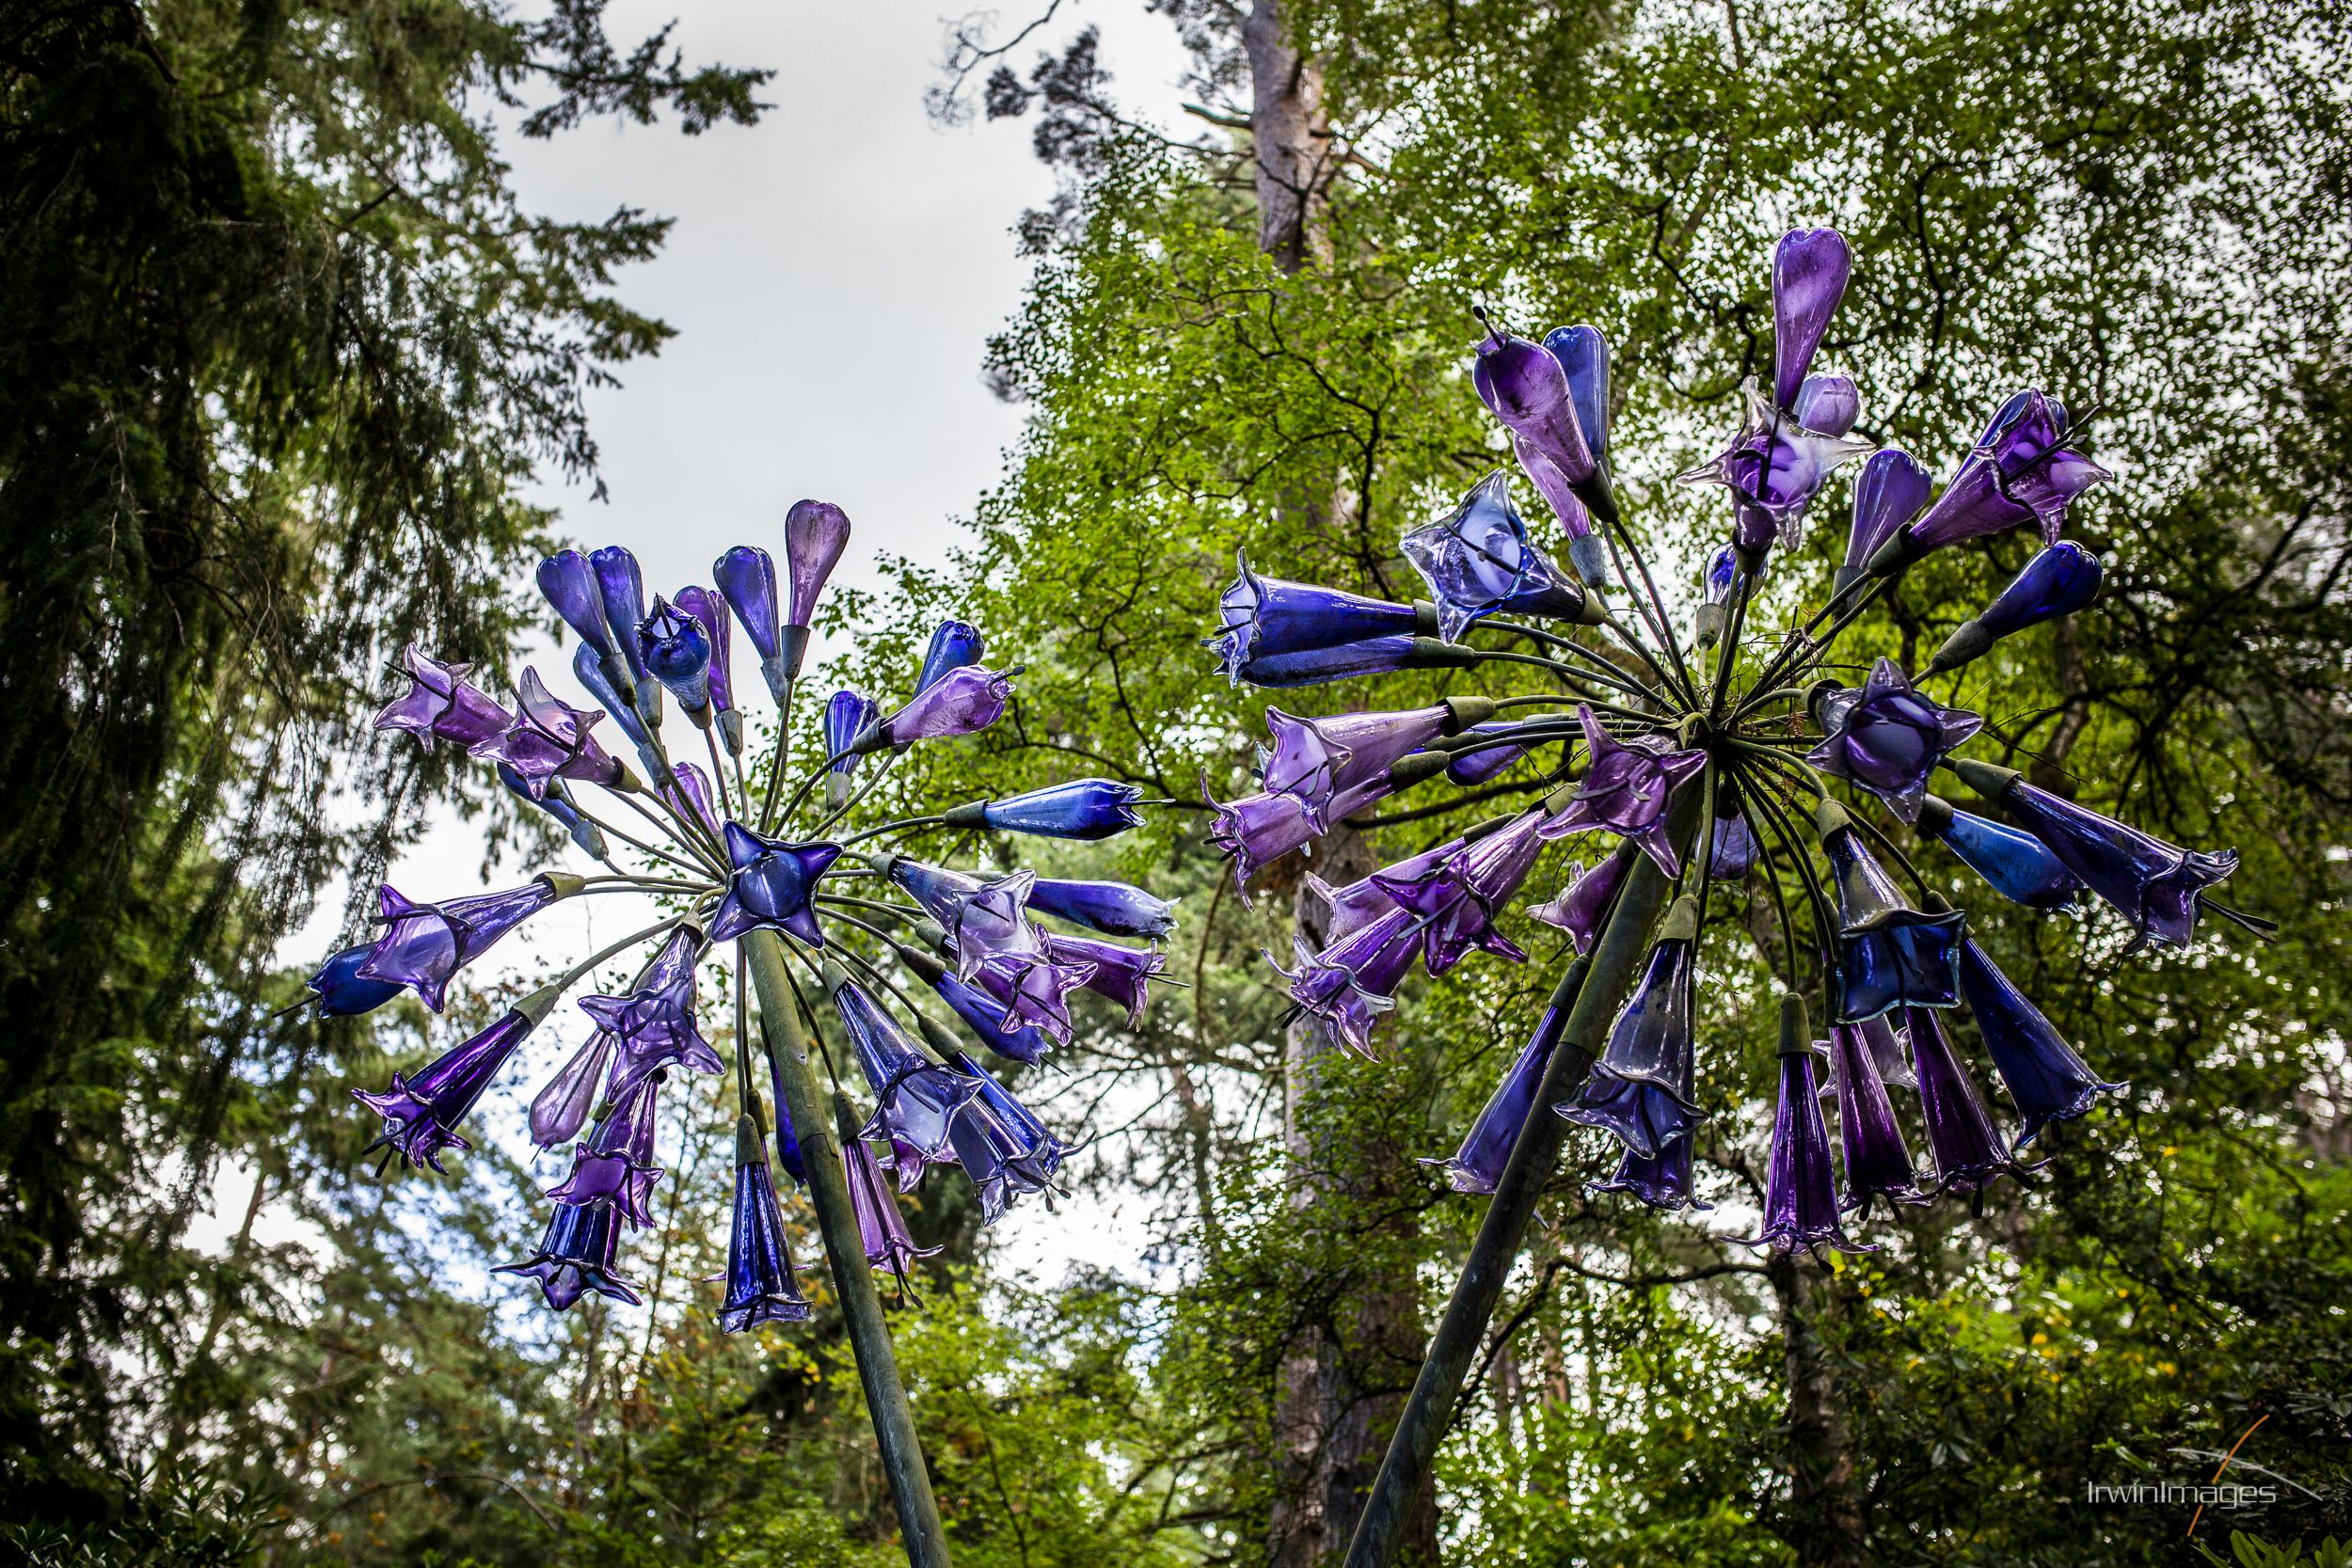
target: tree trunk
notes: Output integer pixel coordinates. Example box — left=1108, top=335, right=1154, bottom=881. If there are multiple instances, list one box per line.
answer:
left=1243, top=0, right=1331, bottom=273
left=1768, top=1251, right=1863, bottom=1568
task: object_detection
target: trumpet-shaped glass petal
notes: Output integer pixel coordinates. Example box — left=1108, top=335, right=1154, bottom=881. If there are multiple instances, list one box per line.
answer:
left=1400, top=473, right=1590, bottom=641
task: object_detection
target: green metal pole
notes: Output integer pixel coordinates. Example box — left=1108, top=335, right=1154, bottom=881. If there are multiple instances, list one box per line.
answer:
left=1340, top=783, right=1703, bottom=1568
left=742, top=927, right=952, bottom=1568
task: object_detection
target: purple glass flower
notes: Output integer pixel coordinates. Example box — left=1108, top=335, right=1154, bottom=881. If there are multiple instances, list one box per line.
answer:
left=1206, top=776, right=1391, bottom=896
left=536, top=549, right=614, bottom=656
left=355, top=992, right=548, bottom=1170
left=868, top=664, right=1013, bottom=747
left=1826, top=1021, right=1924, bottom=1214
left=1539, top=706, right=1707, bottom=876
left=834, top=974, right=983, bottom=1171
left=496, top=1195, right=641, bottom=1310
left=719, top=1121, right=812, bottom=1330
left=529, top=1028, right=617, bottom=1148
left=1692, top=545, right=1740, bottom=647
left=1806, top=657, right=1983, bottom=822
left=1792, top=373, right=1859, bottom=436
left=582, top=928, right=726, bottom=1097
left=783, top=499, right=852, bottom=628
left=1948, top=758, right=2239, bottom=951
left=1444, top=722, right=1535, bottom=786
left=1307, top=838, right=1463, bottom=943
left=1906, top=1006, right=2028, bottom=1196
left=1526, top=844, right=1631, bottom=955
left=307, top=945, right=405, bottom=1018
left=1820, top=805, right=1963, bottom=1022
left=1025, top=879, right=1177, bottom=941
left=934, top=969, right=1052, bottom=1065
left=916, top=620, right=985, bottom=694
left=1591, top=1131, right=1703, bottom=1212
left=547, top=1075, right=665, bottom=1227
left=1422, top=974, right=1573, bottom=1194
left=1510, top=435, right=1605, bottom=583
left=1400, top=473, right=1594, bottom=642
left=1278, top=906, right=1424, bottom=1059
left=823, top=688, right=879, bottom=791
left=1839, top=448, right=1934, bottom=591
left=714, top=544, right=788, bottom=698
left=1472, top=327, right=1597, bottom=489
left=357, top=875, right=570, bottom=1011
left=1263, top=704, right=1452, bottom=828
left=673, top=586, right=734, bottom=717
left=571, top=641, right=655, bottom=759
left=1708, top=811, right=1758, bottom=879
left=489, top=669, right=624, bottom=799
left=1854, top=1010, right=1915, bottom=1091
left=1209, top=550, right=1427, bottom=687
left=1373, top=811, right=1548, bottom=975
left=589, top=546, right=651, bottom=683
left=1557, top=900, right=1703, bottom=1159
left=636, top=594, right=711, bottom=712
left=845, top=1134, right=941, bottom=1291
left=1042, top=931, right=1165, bottom=1025
left=1772, top=228, right=1852, bottom=409
left=1225, top=635, right=1432, bottom=689
left=1916, top=794, right=2080, bottom=911
left=708, top=823, right=842, bottom=945
left=1542, top=324, right=1611, bottom=459
left=943, top=1053, right=1063, bottom=1226
left=1677, top=382, right=1874, bottom=552
left=1903, top=390, right=2111, bottom=556
left=373, top=644, right=512, bottom=752
left=967, top=779, right=1143, bottom=841
left=1750, top=1007, right=1871, bottom=1254
left=1929, top=542, right=2104, bottom=674
left=660, top=762, right=724, bottom=843
left=1959, top=940, right=2123, bottom=1147
left=921, top=871, right=1097, bottom=1044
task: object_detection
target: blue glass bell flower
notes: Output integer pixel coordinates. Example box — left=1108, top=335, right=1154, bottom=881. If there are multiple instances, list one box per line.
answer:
left=719, top=1119, right=813, bottom=1330
left=1806, top=657, right=1983, bottom=822
left=1208, top=776, right=1394, bottom=897
left=1750, top=1025, right=1871, bottom=1254
left=916, top=620, right=985, bottom=694
left=1916, top=795, right=2080, bottom=910
left=489, top=669, right=624, bottom=799
left=714, top=544, right=788, bottom=699
left=1772, top=228, right=1852, bottom=409
left=1929, top=542, right=2104, bottom=673
left=1400, top=472, right=1594, bottom=642
left=823, top=689, right=879, bottom=809
left=1526, top=845, right=1630, bottom=956
left=1959, top=941, right=2123, bottom=1147
left=546, top=1075, right=665, bottom=1227
left=589, top=546, right=651, bottom=681
left=355, top=990, right=551, bottom=1171
left=1226, top=634, right=1427, bottom=689
left=1472, top=327, right=1597, bottom=488
left=1309, top=838, right=1462, bottom=944
left=373, top=644, right=513, bottom=752
left=1591, top=1130, right=1704, bottom=1212
left=1838, top=448, right=1934, bottom=592
left=1819, top=804, right=1963, bottom=1022
left=1278, top=907, right=1423, bottom=1060
left=357, top=874, right=573, bottom=1012
left=1025, top=878, right=1176, bottom=941
left=307, top=944, right=405, bottom=1017
left=1693, top=546, right=1740, bottom=647
left=1948, top=758, right=2239, bottom=951
left=1709, top=810, right=1757, bottom=879
left=1041, top=930, right=1166, bottom=1025
left=1556, top=900, right=1703, bottom=1160
left=537, top=549, right=614, bottom=657
left=888, top=863, right=1096, bottom=1043
left=1538, top=706, right=1708, bottom=877
left=1263, top=704, right=1453, bottom=829
left=933, top=969, right=1052, bottom=1065
left=959, top=1054, right=1065, bottom=1188
left=1210, top=550, right=1426, bottom=687
left=834, top=974, right=983, bottom=1169
left=845, top=1134, right=942, bottom=1291
left=658, top=762, right=723, bottom=845
left=870, top=665, right=1014, bottom=746
left=582, top=928, right=727, bottom=1097
left=570, top=641, right=656, bottom=768
left=1372, top=811, right=1549, bottom=976
left=674, top=587, right=734, bottom=713
left=1509, top=434, right=1607, bottom=583
left=783, top=499, right=852, bottom=628
left=636, top=595, right=711, bottom=712
left=1906, top=1006, right=2030, bottom=1196
left=496, top=1194, right=641, bottom=1310
left=1444, top=722, right=1536, bottom=786
left=1827, top=1022, right=1924, bottom=1214
left=707, top=823, right=842, bottom=945
left=1541, top=324, right=1611, bottom=459
left=1422, top=974, right=1572, bottom=1194
left=943, top=1054, right=1062, bottom=1226
left=1792, top=373, right=1859, bottom=436
left=961, top=778, right=1144, bottom=841
left=529, top=1028, right=616, bottom=1148
left=1902, top=390, right=2111, bottom=556
left=1678, top=382, right=1875, bottom=555
left=763, top=1053, right=806, bottom=1184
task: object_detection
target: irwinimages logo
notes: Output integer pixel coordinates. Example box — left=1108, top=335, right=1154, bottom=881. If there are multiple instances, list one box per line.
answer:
left=2086, top=1415, right=2324, bottom=1540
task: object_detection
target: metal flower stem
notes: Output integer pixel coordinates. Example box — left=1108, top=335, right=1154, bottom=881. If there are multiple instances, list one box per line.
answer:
left=1341, top=780, right=1703, bottom=1568
left=742, top=926, right=952, bottom=1568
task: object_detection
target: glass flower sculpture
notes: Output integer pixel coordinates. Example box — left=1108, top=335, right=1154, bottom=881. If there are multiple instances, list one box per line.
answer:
left=325, top=507, right=1168, bottom=1335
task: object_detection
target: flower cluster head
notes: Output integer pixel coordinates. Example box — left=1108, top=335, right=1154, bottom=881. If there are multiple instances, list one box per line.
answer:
left=331, top=504, right=1170, bottom=1323
left=1210, top=228, right=2261, bottom=1255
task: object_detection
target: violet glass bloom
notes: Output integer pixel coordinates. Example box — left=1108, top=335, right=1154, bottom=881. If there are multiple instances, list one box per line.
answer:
left=1526, top=845, right=1631, bottom=955
left=571, top=641, right=655, bottom=756
left=1263, top=704, right=1450, bottom=827
left=497, top=1196, right=640, bottom=1310
left=1557, top=907, right=1702, bottom=1159
left=490, top=669, right=623, bottom=799
left=1422, top=984, right=1570, bottom=1194
left=916, top=620, right=985, bottom=694
left=1042, top=931, right=1165, bottom=1025
left=589, top=546, right=651, bottom=682
left=307, top=945, right=404, bottom=1018
left=933, top=970, right=1052, bottom=1066
left=835, top=977, right=982, bottom=1168
left=1308, top=838, right=1463, bottom=943
left=1592, top=1131, right=1703, bottom=1212
left=1827, top=1022, right=1924, bottom=1213
left=876, top=664, right=1013, bottom=745
left=825, top=688, right=877, bottom=765
left=714, top=545, right=787, bottom=698
left=537, top=549, right=614, bottom=656
left=674, top=586, right=734, bottom=716
left=1227, top=635, right=1426, bottom=689
left=1792, top=373, right=1860, bottom=436
left=1916, top=795, right=2080, bottom=911
left=1373, top=811, right=1548, bottom=975
left=1905, top=390, right=2111, bottom=554
left=1906, top=1006, right=2027, bottom=1196
left=719, top=1136, right=813, bottom=1330
left=959, top=1053, right=1064, bottom=1185
left=1822, top=816, right=1963, bottom=1022
left=1539, top=706, right=1707, bottom=876
left=1026, top=879, right=1176, bottom=941
left=583, top=928, right=726, bottom=1097
left=1932, top=543, right=2104, bottom=673
left=1772, top=228, right=1852, bottom=409
left=358, top=876, right=564, bottom=1011
left=1510, top=435, right=1605, bottom=582
left=1709, top=812, right=1758, bottom=879
left=979, top=779, right=1144, bottom=840
left=1751, top=1042, right=1870, bottom=1253
left=1279, top=906, right=1423, bottom=1059
left=1956, top=762, right=2238, bottom=950
left=708, top=823, right=842, bottom=945
left=1207, top=777, right=1391, bottom=895
left=660, top=762, right=724, bottom=843
left=1472, top=328, right=1596, bottom=487
left=1959, top=941, right=2123, bottom=1147
left=845, top=1134, right=941, bottom=1291
left=355, top=1001, right=540, bottom=1170
left=1841, top=449, right=1934, bottom=585
left=1209, top=550, right=1425, bottom=687
left=1400, top=473, right=1592, bottom=642
left=374, top=644, right=512, bottom=752
left=1542, top=323, right=1611, bottom=459
left=530, top=1029, right=616, bottom=1149
left=1806, top=657, right=1983, bottom=822
left=636, top=595, right=711, bottom=712
left=1445, top=722, right=1535, bottom=786
left=944, top=1053, right=1062, bottom=1226
left=1677, top=382, right=1874, bottom=552
left=1855, top=1011, right=1916, bottom=1091
left=783, top=499, right=852, bottom=627
left=547, top=1076, right=664, bottom=1227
